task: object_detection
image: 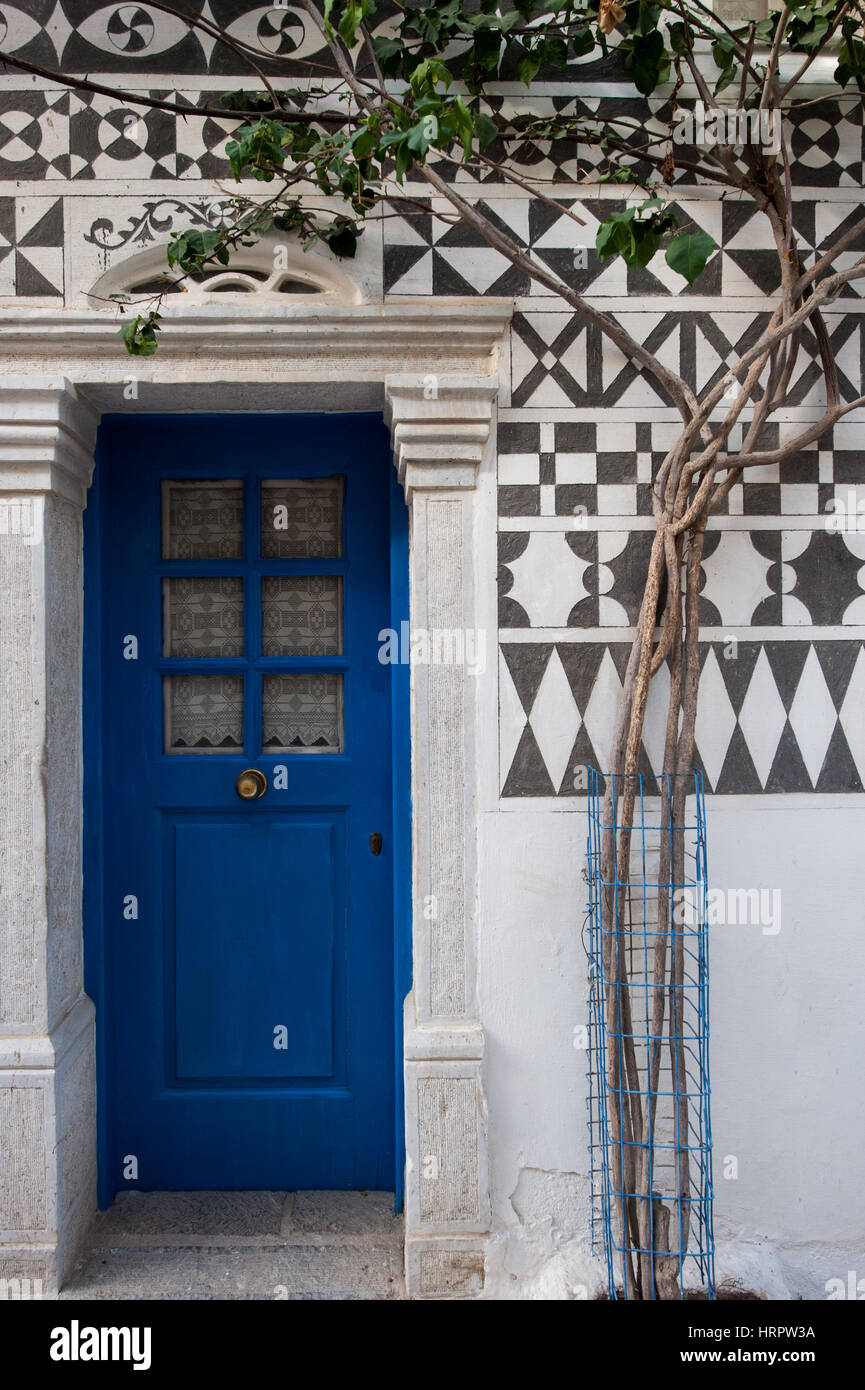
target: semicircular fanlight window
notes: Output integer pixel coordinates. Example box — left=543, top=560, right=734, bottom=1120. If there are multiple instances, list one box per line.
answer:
left=91, top=240, right=356, bottom=305
left=277, top=278, right=324, bottom=294
left=128, top=277, right=185, bottom=295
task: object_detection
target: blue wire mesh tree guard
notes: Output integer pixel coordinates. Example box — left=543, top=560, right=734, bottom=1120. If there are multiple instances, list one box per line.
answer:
left=586, top=768, right=715, bottom=1300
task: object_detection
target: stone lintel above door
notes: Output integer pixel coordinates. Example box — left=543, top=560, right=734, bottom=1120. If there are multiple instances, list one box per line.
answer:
left=0, top=303, right=512, bottom=403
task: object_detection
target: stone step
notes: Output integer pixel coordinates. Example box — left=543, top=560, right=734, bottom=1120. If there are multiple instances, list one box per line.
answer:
left=60, top=1243, right=403, bottom=1300
left=60, top=1191, right=405, bottom=1300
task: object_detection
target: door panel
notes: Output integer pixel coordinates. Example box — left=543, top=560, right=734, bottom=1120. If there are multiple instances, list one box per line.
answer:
left=92, top=414, right=397, bottom=1195
left=172, top=817, right=341, bottom=1082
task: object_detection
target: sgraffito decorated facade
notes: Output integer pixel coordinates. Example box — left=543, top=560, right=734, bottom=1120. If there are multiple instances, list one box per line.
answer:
left=0, top=1, right=862, bottom=1300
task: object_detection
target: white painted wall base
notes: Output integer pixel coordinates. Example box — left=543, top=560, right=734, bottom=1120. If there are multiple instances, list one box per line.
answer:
left=477, top=801, right=865, bottom=1300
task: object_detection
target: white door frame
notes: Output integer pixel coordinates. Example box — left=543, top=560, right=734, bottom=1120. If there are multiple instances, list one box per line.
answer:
left=0, top=295, right=511, bottom=1298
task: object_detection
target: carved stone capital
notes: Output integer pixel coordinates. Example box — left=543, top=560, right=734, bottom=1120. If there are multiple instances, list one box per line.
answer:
left=0, top=377, right=99, bottom=509
left=385, top=375, right=497, bottom=498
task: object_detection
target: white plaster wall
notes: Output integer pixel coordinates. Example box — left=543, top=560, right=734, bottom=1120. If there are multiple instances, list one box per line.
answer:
left=477, top=799, right=865, bottom=1300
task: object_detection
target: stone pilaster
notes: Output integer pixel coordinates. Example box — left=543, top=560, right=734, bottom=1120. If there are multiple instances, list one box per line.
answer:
left=385, top=375, right=496, bottom=1298
left=0, top=377, right=99, bottom=1296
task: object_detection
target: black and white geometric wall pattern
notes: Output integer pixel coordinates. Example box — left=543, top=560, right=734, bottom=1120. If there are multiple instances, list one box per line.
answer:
left=0, top=2, right=337, bottom=75
left=499, top=526, right=865, bottom=630
left=0, top=7, right=860, bottom=808
left=508, top=308, right=864, bottom=410
left=384, top=195, right=865, bottom=300
left=500, top=640, right=865, bottom=796
left=0, top=91, right=71, bottom=181
left=0, top=197, right=63, bottom=295
left=496, top=421, right=856, bottom=523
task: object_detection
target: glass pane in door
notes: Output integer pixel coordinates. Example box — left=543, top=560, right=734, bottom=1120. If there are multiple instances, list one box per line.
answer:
left=164, top=674, right=244, bottom=753
left=162, top=479, right=243, bottom=558
left=162, top=577, right=244, bottom=657
left=261, top=575, right=343, bottom=657
left=261, top=478, right=343, bottom=558
left=262, top=673, right=343, bottom=752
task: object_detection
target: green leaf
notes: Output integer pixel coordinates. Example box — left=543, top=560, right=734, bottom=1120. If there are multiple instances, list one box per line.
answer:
left=537, top=35, right=568, bottom=69
left=571, top=27, right=596, bottom=59
left=630, top=227, right=662, bottom=267
left=714, top=64, right=738, bottom=95
left=219, top=88, right=310, bottom=113
left=786, top=3, right=833, bottom=53
left=118, top=317, right=140, bottom=353
left=394, top=142, right=413, bottom=181
left=119, top=311, right=161, bottom=357
left=631, top=30, right=669, bottom=96
left=667, top=22, right=692, bottom=57
left=406, top=117, right=434, bottom=156
left=517, top=46, right=542, bottom=86
left=836, top=33, right=865, bottom=87
left=665, top=230, right=716, bottom=284
left=453, top=95, right=475, bottom=157
left=349, top=126, right=378, bottom=160
left=596, top=210, right=636, bottom=260
left=635, top=0, right=661, bottom=37
left=224, top=118, right=291, bottom=182
left=596, top=199, right=679, bottom=270
left=378, top=128, right=410, bottom=149
left=408, top=56, right=452, bottom=94
left=373, top=36, right=403, bottom=76
left=338, top=1, right=362, bottom=48
left=472, top=26, right=503, bottom=77
left=474, top=111, right=498, bottom=148
left=167, top=228, right=225, bottom=273
left=325, top=224, right=358, bottom=258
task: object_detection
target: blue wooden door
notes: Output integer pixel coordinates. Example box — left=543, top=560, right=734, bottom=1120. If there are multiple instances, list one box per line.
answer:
left=91, top=414, right=397, bottom=1197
